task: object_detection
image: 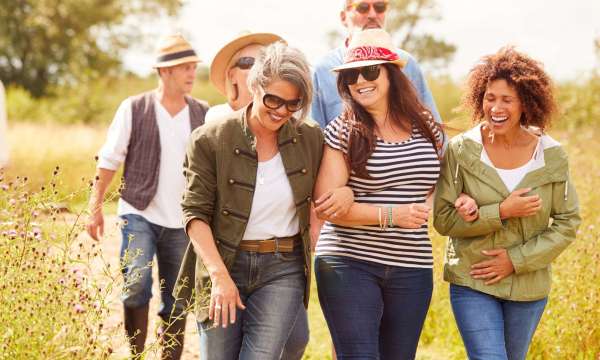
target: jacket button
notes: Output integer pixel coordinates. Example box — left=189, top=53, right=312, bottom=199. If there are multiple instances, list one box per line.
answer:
left=234, top=148, right=240, bottom=155
left=301, top=168, right=307, bottom=174
left=228, top=179, right=235, bottom=184
left=222, top=210, right=229, bottom=216
left=292, top=137, right=298, bottom=144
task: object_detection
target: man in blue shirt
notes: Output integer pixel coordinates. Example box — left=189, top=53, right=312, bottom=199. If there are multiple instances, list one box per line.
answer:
left=312, top=0, right=441, bottom=127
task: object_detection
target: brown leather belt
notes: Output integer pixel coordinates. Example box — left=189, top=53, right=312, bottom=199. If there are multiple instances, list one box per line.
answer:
left=238, top=234, right=301, bottom=253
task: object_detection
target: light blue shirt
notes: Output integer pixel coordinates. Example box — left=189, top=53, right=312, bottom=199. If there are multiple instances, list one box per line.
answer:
left=311, top=46, right=442, bottom=128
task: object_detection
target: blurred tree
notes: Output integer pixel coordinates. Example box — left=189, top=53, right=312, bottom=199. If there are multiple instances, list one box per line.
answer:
left=0, top=0, right=182, bottom=97
left=386, top=0, right=456, bottom=69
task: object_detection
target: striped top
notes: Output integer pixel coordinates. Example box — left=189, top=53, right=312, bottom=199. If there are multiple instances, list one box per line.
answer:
left=315, top=116, right=442, bottom=268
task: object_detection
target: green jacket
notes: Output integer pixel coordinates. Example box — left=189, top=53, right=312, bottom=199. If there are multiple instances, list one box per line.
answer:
left=433, top=124, right=580, bottom=301
left=175, top=106, right=324, bottom=321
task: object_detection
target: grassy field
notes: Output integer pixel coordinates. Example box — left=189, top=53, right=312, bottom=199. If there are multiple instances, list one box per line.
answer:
left=2, top=119, right=599, bottom=359
left=2, top=73, right=599, bottom=358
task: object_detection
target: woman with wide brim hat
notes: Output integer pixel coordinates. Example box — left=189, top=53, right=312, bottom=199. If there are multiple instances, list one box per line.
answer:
left=205, top=32, right=284, bottom=122
left=312, top=28, right=445, bottom=359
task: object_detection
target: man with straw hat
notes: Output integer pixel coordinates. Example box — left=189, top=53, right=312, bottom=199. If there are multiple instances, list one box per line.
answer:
left=205, top=31, right=283, bottom=122
left=86, top=33, right=208, bottom=359
left=197, top=31, right=310, bottom=360
left=311, top=0, right=442, bottom=128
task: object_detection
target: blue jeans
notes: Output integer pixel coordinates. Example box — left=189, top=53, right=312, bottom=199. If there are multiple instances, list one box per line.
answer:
left=198, top=246, right=306, bottom=360
left=119, top=214, right=189, bottom=318
left=315, top=255, right=433, bottom=360
left=282, top=305, right=309, bottom=360
left=450, top=284, right=547, bottom=360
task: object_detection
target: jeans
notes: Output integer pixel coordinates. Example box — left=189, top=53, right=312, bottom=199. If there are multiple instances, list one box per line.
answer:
left=450, top=284, right=547, bottom=360
left=282, top=305, right=309, bottom=360
left=315, top=255, right=433, bottom=360
left=198, top=246, right=306, bottom=360
left=119, top=214, right=189, bottom=318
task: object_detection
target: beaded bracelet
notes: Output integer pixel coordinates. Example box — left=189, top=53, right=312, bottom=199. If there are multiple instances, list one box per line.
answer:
left=387, top=206, right=394, bottom=228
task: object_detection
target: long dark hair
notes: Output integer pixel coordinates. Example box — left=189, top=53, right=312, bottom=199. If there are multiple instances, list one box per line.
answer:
left=336, top=62, right=444, bottom=178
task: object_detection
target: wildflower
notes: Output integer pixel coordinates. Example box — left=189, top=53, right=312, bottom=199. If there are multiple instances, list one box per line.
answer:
left=73, top=303, right=86, bottom=314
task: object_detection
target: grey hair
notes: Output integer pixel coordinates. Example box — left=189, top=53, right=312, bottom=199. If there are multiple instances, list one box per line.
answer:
left=246, top=41, right=313, bottom=124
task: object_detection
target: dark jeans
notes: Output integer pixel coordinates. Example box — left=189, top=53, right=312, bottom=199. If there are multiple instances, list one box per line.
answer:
left=450, top=284, right=547, bottom=360
left=119, top=214, right=189, bottom=318
left=315, top=255, right=433, bottom=360
left=198, top=246, right=306, bottom=360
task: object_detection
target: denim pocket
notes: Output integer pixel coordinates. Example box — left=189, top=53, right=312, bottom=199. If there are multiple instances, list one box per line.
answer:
left=275, top=248, right=303, bottom=262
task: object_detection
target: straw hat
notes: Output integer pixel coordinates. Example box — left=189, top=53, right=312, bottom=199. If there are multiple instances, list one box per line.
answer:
left=332, top=29, right=407, bottom=72
left=210, top=32, right=285, bottom=95
left=153, top=34, right=201, bottom=68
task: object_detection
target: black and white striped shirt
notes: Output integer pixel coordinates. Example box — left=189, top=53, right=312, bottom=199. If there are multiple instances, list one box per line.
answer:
left=315, top=116, right=442, bottom=268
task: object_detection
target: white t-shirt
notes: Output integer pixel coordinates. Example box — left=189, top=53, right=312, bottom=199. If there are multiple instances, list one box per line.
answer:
left=242, top=152, right=299, bottom=240
left=481, top=140, right=540, bottom=192
left=98, top=97, right=191, bottom=228
left=204, top=103, right=233, bottom=123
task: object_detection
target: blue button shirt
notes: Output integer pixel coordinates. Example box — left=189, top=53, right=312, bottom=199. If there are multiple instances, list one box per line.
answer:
left=311, top=46, right=442, bottom=128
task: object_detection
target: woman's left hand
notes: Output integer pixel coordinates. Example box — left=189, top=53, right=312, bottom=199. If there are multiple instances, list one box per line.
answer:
left=314, top=186, right=354, bottom=219
left=470, top=248, right=515, bottom=285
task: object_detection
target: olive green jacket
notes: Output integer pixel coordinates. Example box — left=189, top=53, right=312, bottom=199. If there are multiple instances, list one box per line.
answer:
left=433, top=125, right=581, bottom=301
left=175, top=106, right=324, bottom=321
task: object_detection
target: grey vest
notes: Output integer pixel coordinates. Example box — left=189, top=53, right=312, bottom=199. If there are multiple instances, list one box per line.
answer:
left=120, top=91, right=208, bottom=210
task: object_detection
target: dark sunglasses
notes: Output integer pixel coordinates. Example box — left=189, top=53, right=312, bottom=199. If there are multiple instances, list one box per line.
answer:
left=350, top=1, right=388, bottom=14
left=263, top=93, right=303, bottom=112
left=339, top=64, right=381, bottom=85
left=232, top=56, right=255, bottom=70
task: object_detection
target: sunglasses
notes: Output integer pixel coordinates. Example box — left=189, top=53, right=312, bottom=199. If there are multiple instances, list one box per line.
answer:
left=350, top=1, right=388, bottom=14
left=263, top=93, right=303, bottom=112
left=339, top=64, right=381, bottom=85
left=232, top=56, right=255, bottom=70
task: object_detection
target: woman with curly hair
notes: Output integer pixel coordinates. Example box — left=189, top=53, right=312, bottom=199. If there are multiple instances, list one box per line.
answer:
left=433, top=46, right=581, bottom=360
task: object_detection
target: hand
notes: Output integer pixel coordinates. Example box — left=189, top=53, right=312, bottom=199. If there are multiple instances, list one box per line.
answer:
left=393, top=203, right=430, bottom=229
left=209, top=272, right=246, bottom=328
left=499, top=188, right=542, bottom=220
left=455, top=193, right=478, bottom=222
left=86, top=208, right=104, bottom=241
left=470, top=248, right=515, bottom=285
left=314, top=186, right=354, bottom=219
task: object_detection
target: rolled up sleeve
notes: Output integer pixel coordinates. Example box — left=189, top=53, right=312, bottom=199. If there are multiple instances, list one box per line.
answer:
left=181, top=129, right=217, bottom=235
left=97, top=99, right=132, bottom=170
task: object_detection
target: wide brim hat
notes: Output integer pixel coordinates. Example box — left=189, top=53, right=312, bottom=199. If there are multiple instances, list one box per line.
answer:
left=332, top=28, right=407, bottom=72
left=153, top=34, right=201, bottom=68
left=210, top=32, right=285, bottom=96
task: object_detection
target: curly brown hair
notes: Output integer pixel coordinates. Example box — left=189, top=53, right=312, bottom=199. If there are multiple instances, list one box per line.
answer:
left=463, top=46, right=557, bottom=131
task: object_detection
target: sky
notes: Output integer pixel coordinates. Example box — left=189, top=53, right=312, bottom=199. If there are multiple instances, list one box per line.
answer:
left=124, top=0, right=600, bottom=81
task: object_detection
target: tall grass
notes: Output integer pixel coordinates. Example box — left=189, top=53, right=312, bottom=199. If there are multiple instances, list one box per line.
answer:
left=2, top=74, right=599, bottom=358
left=0, top=174, right=117, bottom=359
